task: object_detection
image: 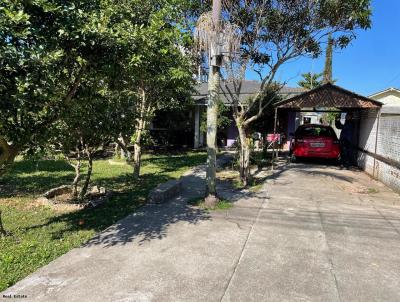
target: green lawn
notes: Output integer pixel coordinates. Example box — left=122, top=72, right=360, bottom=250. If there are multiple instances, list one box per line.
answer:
left=188, top=197, right=233, bottom=210
left=0, top=152, right=206, bottom=291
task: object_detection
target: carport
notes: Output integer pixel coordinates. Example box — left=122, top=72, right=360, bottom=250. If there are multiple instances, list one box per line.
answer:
left=271, top=82, right=383, bottom=168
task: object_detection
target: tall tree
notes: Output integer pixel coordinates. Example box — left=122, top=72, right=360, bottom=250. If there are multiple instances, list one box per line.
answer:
left=195, top=0, right=240, bottom=206
left=323, top=34, right=334, bottom=83
left=218, top=0, right=371, bottom=186
left=298, top=72, right=323, bottom=90
left=205, top=0, right=221, bottom=205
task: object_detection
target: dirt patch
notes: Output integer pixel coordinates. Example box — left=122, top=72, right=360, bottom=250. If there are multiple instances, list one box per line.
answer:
left=217, top=170, right=240, bottom=181
left=217, top=170, right=242, bottom=189
left=337, top=183, right=379, bottom=195
left=33, top=185, right=112, bottom=211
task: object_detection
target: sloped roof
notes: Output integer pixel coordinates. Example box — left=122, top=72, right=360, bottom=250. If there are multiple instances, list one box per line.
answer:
left=274, top=82, right=382, bottom=109
left=369, top=87, right=400, bottom=99
left=192, top=80, right=304, bottom=105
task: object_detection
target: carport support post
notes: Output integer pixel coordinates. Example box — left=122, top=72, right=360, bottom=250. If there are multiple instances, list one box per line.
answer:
left=194, top=105, right=200, bottom=149
left=372, top=109, right=381, bottom=178
left=272, top=107, right=278, bottom=170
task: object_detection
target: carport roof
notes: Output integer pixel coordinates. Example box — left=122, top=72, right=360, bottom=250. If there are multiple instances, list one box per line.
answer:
left=274, top=82, right=382, bottom=109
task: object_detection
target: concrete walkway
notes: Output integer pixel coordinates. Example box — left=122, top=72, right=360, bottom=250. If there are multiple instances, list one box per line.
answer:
left=2, top=161, right=400, bottom=302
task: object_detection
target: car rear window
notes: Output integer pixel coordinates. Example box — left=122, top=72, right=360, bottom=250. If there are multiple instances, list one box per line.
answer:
left=296, top=126, right=336, bottom=138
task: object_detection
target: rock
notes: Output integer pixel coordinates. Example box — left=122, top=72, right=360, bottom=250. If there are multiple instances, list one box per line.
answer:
left=90, top=186, right=100, bottom=194
left=43, top=185, right=71, bottom=199
left=85, top=192, right=112, bottom=209
left=148, top=179, right=182, bottom=204
left=89, top=186, right=106, bottom=195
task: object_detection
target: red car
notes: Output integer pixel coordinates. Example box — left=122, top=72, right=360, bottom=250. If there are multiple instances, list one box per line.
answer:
left=290, top=124, right=340, bottom=161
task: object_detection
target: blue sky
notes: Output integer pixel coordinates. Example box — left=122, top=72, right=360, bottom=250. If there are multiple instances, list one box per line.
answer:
left=248, top=0, right=400, bottom=96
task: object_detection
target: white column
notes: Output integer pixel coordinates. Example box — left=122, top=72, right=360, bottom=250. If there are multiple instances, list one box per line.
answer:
left=194, top=106, right=200, bottom=148
left=199, top=106, right=204, bottom=147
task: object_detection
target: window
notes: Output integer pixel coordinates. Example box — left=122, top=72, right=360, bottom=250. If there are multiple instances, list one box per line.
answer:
left=296, top=126, right=337, bottom=138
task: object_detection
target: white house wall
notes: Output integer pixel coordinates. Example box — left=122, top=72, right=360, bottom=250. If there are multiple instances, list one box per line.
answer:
left=371, top=91, right=400, bottom=107
left=357, top=108, right=400, bottom=192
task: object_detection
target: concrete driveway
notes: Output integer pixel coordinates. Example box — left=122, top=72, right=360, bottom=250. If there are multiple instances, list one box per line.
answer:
left=2, top=162, right=400, bottom=302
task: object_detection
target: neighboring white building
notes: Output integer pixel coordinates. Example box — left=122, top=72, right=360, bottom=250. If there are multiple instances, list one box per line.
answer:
left=369, top=87, right=400, bottom=107
left=357, top=87, right=400, bottom=192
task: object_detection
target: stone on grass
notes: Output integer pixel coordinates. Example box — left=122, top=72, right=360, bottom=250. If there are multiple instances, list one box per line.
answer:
left=43, top=185, right=71, bottom=199
left=85, top=193, right=112, bottom=209
left=148, top=179, right=182, bottom=204
left=89, top=186, right=106, bottom=195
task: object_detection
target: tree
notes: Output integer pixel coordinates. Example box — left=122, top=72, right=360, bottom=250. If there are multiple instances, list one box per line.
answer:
left=218, top=0, right=371, bottom=186
left=195, top=0, right=241, bottom=206
left=121, top=3, right=195, bottom=179
left=49, top=73, right=136, bottom=201
left=0, top=0, right=131, bottom=174
left=323, top=34, right=334, bottom=83
left=0, top=210, right=6, bottom=237
left=298, top=72, right=323, bottom=90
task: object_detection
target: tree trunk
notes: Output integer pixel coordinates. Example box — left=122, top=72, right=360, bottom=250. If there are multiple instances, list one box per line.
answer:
left=0, top=138, right=19, bottom=175
left=205, top=64, right=219, bottom=202
left=133, top=121, right=143, bottom=179
left=204, top=0, right=222, bottom=208
left=114, top=143, right=121, bottom=159
left=78, top=148, right=93, bottom=202
left=323, top=33, right=333, bottom=84
left=0, top=210, right=7, bottom=237
left=133, top=87, right=149, bottom=179
left=133, top=140, right=141, bottom=179
left=237, top=123, right=251, bottom=187
left=117, top=135, right=132, bottom=161
left=71, top=150, right=82, bottom=200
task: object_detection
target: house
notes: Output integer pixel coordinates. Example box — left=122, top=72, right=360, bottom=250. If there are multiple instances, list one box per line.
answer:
left=369, top=87, right=400, bottom=107
left=191, top=80, right=304, bottom=148
left=355, top=87, right=400, bottom=192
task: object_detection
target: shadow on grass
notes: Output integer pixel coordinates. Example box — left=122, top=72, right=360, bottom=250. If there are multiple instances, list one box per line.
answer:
left=0, top=160, right=74, bottom=197
left=140, top=153, right=207, bottom=173
left=0, top=153, right=207, bottom=198
left=24, top=172, right=210, bottom=247
left=13, top=152, right=208, bottom=246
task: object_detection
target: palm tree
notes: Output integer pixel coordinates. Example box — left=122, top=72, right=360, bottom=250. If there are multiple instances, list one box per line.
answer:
left=195, top=0, right=240, bottom=207
left=298, top=72, right=323, bottom=90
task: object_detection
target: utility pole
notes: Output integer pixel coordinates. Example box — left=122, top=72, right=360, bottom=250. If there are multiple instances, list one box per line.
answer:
left=205, top=0, right=222, bottom=207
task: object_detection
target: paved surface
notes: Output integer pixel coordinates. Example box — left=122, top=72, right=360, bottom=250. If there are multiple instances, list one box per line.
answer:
left=2, top=160, right=400, bottom=302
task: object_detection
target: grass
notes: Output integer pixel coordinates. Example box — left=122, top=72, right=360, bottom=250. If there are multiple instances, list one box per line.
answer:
left=217, top=169, right=266, bottom=192
left=249, top=182, right=264, bottom=193
left=217, top=170, right=243, bottom=190
left=367, top=187, right=379, bottom=194
left=188, top=197, right=234, bottom=210
left=0, top=151, right=206, bottom=291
